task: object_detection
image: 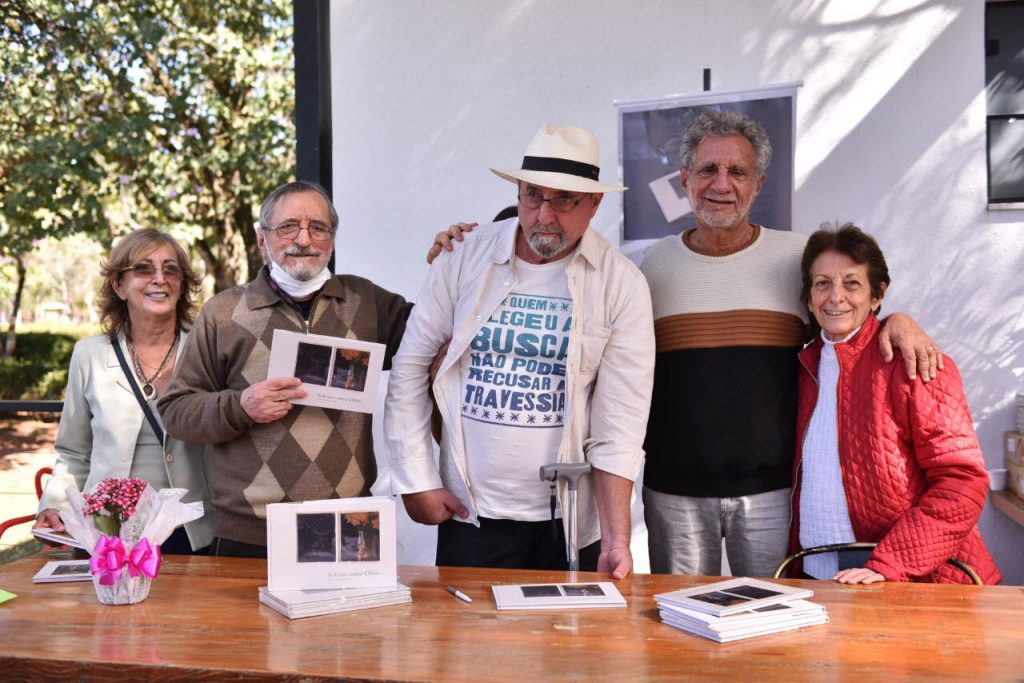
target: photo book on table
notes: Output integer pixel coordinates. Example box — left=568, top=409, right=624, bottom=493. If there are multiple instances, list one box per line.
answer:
left=492, top=582, right=626, bottom=610
left=653, top=577, right=813, bottom=617
left=32, top=559, right=92, bottom=583
left=266, top=329, right=385, bottom=413
left=657, top=597, right=829, bottom=643
left=266, top=496, right=397, bottom=593
left=258, top=584, right=411, bottom=619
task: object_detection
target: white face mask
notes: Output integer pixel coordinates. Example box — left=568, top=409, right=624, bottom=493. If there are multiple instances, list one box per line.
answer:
left=268, top=258, right=331, bottom=299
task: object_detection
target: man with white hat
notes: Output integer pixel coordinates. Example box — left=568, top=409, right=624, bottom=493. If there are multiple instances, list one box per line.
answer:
left=384, top=124, right=654, bottom=578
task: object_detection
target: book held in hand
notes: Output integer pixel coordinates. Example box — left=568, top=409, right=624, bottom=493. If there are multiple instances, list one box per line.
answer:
left=31, top=528, right=85, bottom=550
left=492, top=582, right=626, bottom=610
left=266, top=329, right=385, bottom=413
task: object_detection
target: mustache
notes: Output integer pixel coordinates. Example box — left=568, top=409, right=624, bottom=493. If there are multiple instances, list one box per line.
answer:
left=534, top=223, right=564, bottom=234
left=284, top=247, right=323, bottom=257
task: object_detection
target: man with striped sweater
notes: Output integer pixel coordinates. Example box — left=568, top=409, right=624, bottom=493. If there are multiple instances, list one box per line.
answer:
left=640, top=110, right=939, bottom=577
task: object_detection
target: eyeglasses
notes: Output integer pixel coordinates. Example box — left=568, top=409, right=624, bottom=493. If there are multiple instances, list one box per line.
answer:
left=263, top=221, right=335, bottom=242
left=517, top=190, right=587, bottom=213
left=122, top=263, right=183, bottom=281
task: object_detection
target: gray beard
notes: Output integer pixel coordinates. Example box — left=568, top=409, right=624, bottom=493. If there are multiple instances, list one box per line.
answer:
left=526, top=225, right=567, bottom=260
left=696, top=206, right=744, bottom=229
left=264, top=246, right=325, bottom=281
left=281, top=262, right=322, bottom=281
left=692, top=192, right=757, bottom=230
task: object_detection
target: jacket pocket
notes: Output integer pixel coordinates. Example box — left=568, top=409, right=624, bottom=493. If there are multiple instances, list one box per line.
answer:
left=578, top=324, right=612, bottom=377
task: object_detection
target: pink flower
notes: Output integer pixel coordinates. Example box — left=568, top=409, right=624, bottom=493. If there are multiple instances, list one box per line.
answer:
left=82, top=477, right=148, bottom=524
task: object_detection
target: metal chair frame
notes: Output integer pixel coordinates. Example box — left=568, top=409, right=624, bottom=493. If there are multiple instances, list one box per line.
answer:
left=772, top=541, right=983, bottom=586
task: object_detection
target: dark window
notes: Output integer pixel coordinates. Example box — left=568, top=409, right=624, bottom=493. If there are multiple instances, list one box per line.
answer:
left=985, top=2, right=1024, bottom=205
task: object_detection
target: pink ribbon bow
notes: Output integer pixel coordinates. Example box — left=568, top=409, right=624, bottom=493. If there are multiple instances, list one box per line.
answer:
left=127, top=538, right=162, bottom=579
left=89, top=535, right=162, bottom=585
left=89, top=535, right=127, bottom=585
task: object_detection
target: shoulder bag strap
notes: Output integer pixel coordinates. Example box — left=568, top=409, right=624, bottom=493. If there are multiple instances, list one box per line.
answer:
left=110, top=332, right=166, bottom=445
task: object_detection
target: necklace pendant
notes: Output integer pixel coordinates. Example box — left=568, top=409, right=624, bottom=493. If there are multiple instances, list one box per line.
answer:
left=142, top=383, right=155, bottom=398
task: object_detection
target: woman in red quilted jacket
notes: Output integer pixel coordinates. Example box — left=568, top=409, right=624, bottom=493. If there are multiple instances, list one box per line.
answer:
left=790, top=223, right=1000, bottom=585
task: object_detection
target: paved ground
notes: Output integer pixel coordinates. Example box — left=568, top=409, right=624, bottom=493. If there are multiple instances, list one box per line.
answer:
left=0, top=417, right=59, bottom=556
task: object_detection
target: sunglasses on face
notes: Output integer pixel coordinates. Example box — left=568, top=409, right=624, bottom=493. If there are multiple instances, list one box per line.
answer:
left=122, top=263, right=183, bottom=281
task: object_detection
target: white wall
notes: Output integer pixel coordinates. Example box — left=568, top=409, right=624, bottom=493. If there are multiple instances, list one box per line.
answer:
left=331, top=0, right=1024, bottom=583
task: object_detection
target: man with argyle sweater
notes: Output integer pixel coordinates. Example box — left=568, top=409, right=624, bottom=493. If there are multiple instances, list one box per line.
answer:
left=160, top=180, right=412, bottom=558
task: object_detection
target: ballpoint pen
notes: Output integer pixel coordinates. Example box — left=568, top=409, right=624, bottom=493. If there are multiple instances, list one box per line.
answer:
left=446, top=585, right=473, bottom=603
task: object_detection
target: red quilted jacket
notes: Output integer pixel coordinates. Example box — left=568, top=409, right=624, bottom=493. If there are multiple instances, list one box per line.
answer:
left=790, top=314, right=1000, bottom=584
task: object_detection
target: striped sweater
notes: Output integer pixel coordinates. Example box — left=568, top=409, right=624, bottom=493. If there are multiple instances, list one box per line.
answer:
left=639, top=227, right=808, bottom=498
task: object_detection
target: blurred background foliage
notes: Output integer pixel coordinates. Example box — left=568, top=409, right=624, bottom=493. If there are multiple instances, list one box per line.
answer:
left=0, top=0, right=295, bottom=370
left=0, top=324, right=98, bottom=399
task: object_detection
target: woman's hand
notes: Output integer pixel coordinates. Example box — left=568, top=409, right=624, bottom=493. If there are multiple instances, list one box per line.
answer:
left=32, top=509, right=67, bottom=545
left=833, top=567, right=886, bottom=584
left=426, top=222, right=477, bottom=264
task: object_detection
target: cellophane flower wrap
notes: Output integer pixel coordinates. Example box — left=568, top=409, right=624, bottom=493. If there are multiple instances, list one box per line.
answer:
left=62, top=478, right=204, bottom=605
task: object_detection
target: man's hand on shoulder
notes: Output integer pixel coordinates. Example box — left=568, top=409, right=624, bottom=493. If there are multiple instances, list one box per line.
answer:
left=597, top=543, right=633, bottom=580
left=400, top=488, right=469, bottom=525
left=878, top=312, right=943, bottom=382
left=240, top=376, right=307, bottom=423
left=426, top=222, right=477, bottom=264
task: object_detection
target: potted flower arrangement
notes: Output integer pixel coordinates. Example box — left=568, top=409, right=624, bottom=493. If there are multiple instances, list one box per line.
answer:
left=82, top=477, right=147, bottom=537
left=61, top=477, right=205, bottom=605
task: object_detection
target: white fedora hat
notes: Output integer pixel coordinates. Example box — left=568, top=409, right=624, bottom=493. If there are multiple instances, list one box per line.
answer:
left=490, top=123, right=626, bottom=193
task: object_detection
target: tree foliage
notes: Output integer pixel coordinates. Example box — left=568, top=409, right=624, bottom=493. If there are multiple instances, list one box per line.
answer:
left=0, top=0, right=295, bottom=296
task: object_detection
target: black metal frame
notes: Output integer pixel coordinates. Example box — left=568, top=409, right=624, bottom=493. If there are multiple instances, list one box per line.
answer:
left=293, top=0, right=332, bottom=192
left=984, top=1, right=1024, bottom=205
left=985, top=114, right=1024, bottom=205
left=773, top=541, right=983, bottom=585
left=0, top=401, right=63, bottom=414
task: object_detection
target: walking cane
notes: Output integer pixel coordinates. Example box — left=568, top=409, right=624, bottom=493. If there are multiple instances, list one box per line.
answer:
left=539, top=462, right=592, bottom=573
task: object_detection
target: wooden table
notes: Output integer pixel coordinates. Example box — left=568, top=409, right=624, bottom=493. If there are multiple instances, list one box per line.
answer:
left=1, top=556, right=1021, bottom=681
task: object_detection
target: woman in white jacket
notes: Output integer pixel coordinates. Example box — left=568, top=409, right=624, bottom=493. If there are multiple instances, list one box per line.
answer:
left=33, top=229, right=213, bottom=554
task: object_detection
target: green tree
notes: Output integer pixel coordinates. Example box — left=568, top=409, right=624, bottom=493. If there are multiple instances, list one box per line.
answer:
left=0, top=0, right=294, bottom=355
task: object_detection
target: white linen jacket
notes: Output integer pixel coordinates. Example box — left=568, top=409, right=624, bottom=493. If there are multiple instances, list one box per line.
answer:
left=384, top=219, right=655, bottom=548
left=38, top=331, right=214, bottom=551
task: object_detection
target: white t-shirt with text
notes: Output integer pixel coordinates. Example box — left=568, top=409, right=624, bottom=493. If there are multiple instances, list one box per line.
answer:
left=459, top=255, right=573, bottom=521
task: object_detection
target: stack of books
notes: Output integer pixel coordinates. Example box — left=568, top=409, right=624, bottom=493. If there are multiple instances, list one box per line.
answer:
left=261, top=497, right=409, bottom=619
left=654, top=577, right=828, bottom=643
left=258, top=584, right=411, bottom=619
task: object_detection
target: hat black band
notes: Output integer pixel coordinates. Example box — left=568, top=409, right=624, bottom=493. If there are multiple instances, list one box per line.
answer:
left=521, top=156, right=600, bottom=182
